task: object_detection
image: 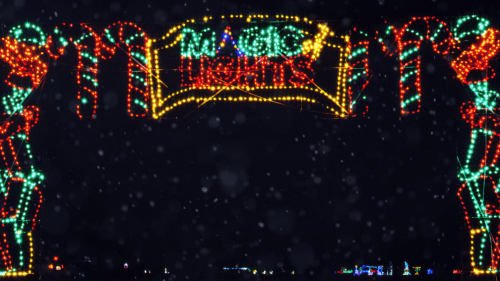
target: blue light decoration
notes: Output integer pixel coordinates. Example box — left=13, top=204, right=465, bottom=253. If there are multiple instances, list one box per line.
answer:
left=222, top=267, right=250, bottom=271
left=217, top=27, right=240, bottom=56
left=360, top=265, right=368, bottom=275
left=403, top=261, right=411, bottom=275
left=353, top=265, right=379, bottom=275
left=377, top=266, right=384, bottom=276
left=353, top=265, right=360, bottom=276
left=164, top=268, right=168, bottom=274
left=387, top=262, right=393, bottom=275
left=361, top=265, right=378, bottom=275
left=427, top=268, right=433, bottom=274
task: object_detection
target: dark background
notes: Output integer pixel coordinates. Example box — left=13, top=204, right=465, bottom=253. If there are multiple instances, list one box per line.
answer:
left=0, top=0, right=498, bottom=280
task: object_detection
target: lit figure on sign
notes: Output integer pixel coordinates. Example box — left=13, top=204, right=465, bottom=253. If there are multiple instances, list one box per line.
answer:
left=377, top=266, right=384, bottom=276
left=413, top=266, right=421, bottom=275
left=403, top=261, right=411, bottom=275
left=387, top=261, right=393, bottom=275
left=353, top=265, right=360, bottom=276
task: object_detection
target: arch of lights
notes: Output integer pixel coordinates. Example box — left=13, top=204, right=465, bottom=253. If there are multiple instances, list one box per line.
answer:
left=0, top=14, right=497, bottom=276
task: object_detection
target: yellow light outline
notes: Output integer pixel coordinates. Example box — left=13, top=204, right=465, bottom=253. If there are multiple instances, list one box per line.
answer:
left=149, top=15, right=352, bottom=119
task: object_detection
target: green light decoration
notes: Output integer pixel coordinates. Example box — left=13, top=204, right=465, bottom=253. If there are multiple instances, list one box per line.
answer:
left=103, top=22, right=150, bottom=117
left=238, top=25, right=304, bottom=57
left=453, top=15, right=490, bottom=41
left=2, top=88, right=32, bottom=117
left=10, top=23, right=47, bottom=46
left=180, top=27, right=216, bottom=58
left=468, top=81, right=499, bottom=110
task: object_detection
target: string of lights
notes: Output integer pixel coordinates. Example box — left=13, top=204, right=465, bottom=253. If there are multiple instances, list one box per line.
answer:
left=0, top=14, right=498, bottom=276
left=149, top=15, right=351, bottom=119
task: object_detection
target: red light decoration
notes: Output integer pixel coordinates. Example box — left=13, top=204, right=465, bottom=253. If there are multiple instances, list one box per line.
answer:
left=180, top=54, right=313, bottom=89
left=393, top=17, right=452, bottom=114
left=56, top=22, right=150, bottom=119
left=58, top=23, right=116, bottom=119
left=0, top=36, right=47, bottom=90
left=451, top=28, right=500, bottom=84
left=0, top=31, right=57, bottom=115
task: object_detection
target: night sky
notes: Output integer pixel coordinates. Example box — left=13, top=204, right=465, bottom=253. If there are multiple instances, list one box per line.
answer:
left=1, top=0, right=499, bottom=280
